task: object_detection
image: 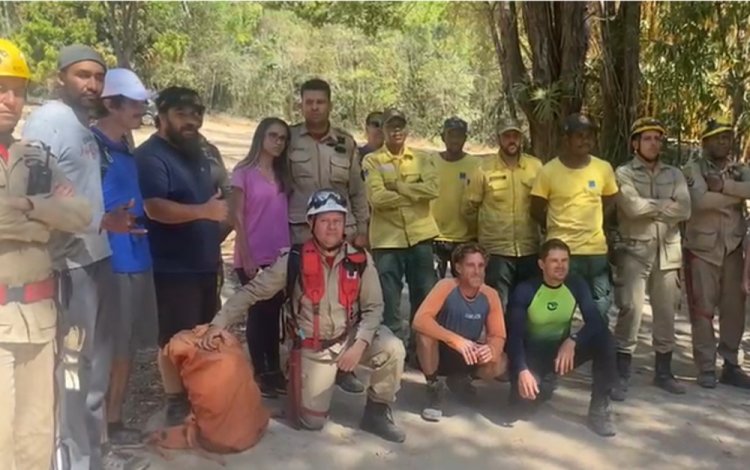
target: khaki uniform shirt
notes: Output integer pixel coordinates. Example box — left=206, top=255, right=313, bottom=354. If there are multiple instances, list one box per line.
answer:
left=682, top=157, right=750, bottom=266
left=288, top=124, right=369, bottom=234
left=213, top=244, right=383, bottom=345
left=615, top=156, right=691, bottom=270
left=0, top=141, right=92, bottom=344
left=463, top=153, right=542, bottom=257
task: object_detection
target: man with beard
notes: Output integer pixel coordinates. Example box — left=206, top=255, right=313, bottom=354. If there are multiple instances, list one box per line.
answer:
left=22, top=44, right=137, bottom=470
left=363, top=108, right=439, bottom=355
left=412, top=243, right=506, bottom=422
left=610, top=118, right=690, bottom=401
left=463, top=118, right=542, bottom=309
left=530, top=114, right=619, bottom=318
left=134, top=87, right=228, bottom=425
left=431, top=117, right=479, bottom=279
left=682, top=117, right=750, bottom=389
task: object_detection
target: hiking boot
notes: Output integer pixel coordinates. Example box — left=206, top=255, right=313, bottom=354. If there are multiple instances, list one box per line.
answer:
left=719, top=364, right=750, bottom=389
left=610, top=352, right=631, bottom=402
left=446, top=374, right=477, bottom=404
left=336, top=370, right=365, bottom=394
left=587, top=395, right=616, bottom=437
left=360, top=399, right=406, bottom=443
left=258, top=373, right=279, bottom=399
left=164, top=393, right=190, bottom=427
left=103, top=448, right=150, bottom=470
left=653, top=351, right=686, bottom=395
left=268, top=370, right=288, bottom=396
left=421, top=378, right=447, bottom=422
left=696, top=370, right=717, bottom=389
left=107, top=422, right=143, bottom=447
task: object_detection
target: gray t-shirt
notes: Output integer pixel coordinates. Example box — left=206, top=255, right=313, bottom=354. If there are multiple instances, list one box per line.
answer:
left=23, top=100, right=110, bottom=269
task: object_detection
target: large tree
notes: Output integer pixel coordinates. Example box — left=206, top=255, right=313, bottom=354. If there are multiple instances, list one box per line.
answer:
left=486, top=1, right=590, bottom=160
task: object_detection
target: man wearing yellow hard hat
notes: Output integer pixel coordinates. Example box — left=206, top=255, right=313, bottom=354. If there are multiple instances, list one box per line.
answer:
left=610, top=117, right=691, bottom=401
left=682, top=116, right=750, bottom=389
left=0, top=39, right=92, bottom=470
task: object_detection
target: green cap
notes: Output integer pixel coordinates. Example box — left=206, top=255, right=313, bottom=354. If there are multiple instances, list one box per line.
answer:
left=497, top=117, right=522, bottom=135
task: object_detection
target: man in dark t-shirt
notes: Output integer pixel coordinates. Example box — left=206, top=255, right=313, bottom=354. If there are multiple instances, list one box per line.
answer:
left=507, top=238, right=618, bottom=437
left=135, top=86, right=228, bottom=425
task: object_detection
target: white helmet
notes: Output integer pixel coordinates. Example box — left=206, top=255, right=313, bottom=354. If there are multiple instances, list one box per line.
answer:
left=306, top=189, right=348, bottom=218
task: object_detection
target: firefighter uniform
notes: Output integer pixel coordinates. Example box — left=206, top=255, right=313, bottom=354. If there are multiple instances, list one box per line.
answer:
left=212, top=245, right=404, bottom=430
left=363, top=144, right=439, bottom=346
left=614, top=157, right=691, bottom=355
left=287, top=125, right=369, bottom=244
left=682, top=149, right=750, bottom=376
left=463, top=151, right=542, bottom=309
left=1, top=141, right=92, bottom=470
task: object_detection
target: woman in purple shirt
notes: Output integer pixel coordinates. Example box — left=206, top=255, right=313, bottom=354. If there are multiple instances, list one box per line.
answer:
left=231, top=117, right=292, bottom=397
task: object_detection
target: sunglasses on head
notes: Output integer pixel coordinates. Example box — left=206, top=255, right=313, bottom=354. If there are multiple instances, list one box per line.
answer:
left=310, top=191, right=346, bottom=209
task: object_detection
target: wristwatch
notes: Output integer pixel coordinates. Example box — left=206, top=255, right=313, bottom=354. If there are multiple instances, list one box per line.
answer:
left=569, top=332, right=579, bottom=343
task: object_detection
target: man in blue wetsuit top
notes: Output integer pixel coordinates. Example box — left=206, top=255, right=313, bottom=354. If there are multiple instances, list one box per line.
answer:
left=507, top=238, right=618, bottom=437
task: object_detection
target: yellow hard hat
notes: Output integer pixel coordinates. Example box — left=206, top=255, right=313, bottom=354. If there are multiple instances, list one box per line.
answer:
left=0, top=39, right=31, bottom=80
left=701, top=117, right=733, bottom=140
left=630, top=117, right=665, bottom=139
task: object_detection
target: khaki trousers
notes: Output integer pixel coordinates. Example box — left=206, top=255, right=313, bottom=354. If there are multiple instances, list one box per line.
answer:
left=684, top=248, right=746, bottom=372
left=614, top=253, right=679, bottom=354
left=298, top=325, right=405, bottom=430
left=0, top=341, right=55, bottom=470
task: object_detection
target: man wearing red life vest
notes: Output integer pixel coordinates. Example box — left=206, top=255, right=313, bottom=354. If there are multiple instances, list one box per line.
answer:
left=202, top=188, right=406, bottom=443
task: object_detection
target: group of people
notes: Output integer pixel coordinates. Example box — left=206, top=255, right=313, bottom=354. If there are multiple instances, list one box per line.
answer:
left=2, top=37, right=750, bottom=470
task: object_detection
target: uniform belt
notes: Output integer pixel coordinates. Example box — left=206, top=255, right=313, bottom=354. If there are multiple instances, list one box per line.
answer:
left=300, top=332, right=348, bottom=351
left=0, top=278, right=56, bottom=305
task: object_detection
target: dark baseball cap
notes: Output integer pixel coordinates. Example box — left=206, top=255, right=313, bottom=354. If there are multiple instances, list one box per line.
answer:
left=497, top=117, right=522, bottom=135
left=155, top=86, right=205, bottom=113
left=365, top=111, right=383, bottom=126
left=562, top=113, right=597, bottom=134
left=57, top=44, right=106, bottom=71
left=382, top=108, right=407, bottom=127
left=443, top=116, right=468, bottom=133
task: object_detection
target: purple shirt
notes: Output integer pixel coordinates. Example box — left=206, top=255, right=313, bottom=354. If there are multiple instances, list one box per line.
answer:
left=231, top=166, right=290, bottom=269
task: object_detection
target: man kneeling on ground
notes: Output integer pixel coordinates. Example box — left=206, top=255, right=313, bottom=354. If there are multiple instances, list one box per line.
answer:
left=202, top=189, right=406, bottom=443
left=507, top=238, right=618, bottom=437
left=412, top=242, right=507, bottom=422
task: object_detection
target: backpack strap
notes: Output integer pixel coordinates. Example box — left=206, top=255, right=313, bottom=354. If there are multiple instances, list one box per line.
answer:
left=340, top=247, right=368, bottom=328
left=282, top=244, right=302, bottom=344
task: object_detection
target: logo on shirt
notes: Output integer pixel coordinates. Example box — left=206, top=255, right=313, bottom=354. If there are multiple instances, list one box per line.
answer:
left=459, top=172, right=466, bottom=180
left=588, top=180, right=596, bottom=188
left=547, top=301, right=558, bottom=311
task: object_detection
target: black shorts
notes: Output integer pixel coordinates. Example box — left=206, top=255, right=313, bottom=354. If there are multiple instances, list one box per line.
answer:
left=154, top=272, right=219, bottom=347
left=437, top=342, right=476, bottom=377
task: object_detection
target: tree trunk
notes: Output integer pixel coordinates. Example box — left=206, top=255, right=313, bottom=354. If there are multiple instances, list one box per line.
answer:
left=598, top=1, right=642, bottom=167
left=493, top=2, right=589, bottom=160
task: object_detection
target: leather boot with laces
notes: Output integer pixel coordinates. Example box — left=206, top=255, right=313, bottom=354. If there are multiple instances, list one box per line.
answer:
left=587, top=394, right=616, bottom=437
left=653, top=351, right=686, bottom=394
left=360, top=399, right=406, bottom=443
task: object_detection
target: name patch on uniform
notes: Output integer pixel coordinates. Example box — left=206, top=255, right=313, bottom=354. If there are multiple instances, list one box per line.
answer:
left=459, top=172, right=466, bottom=180
left=489, top=175, right=507, bottom=182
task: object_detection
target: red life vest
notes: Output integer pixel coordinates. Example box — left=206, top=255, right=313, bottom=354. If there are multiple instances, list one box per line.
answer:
left=297, top=240, right=367, bottom=350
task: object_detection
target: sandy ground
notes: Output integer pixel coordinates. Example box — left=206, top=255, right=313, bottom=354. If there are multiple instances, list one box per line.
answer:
left=22, top=111, right=747, bottom=469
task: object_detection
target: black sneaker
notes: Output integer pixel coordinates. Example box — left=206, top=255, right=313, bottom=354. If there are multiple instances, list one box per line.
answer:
left=336, top=370, right=365, bottom=394
left=446, top=374, right=477, bottom=404
left=421, top=378, right=447, bottom=422
left=268, top=370, right=288, bottom=396
left=258, top=373, right=279, bottom=399
left=107, top=422, right=143, bottom=447
left=164, top=393, right=190, bottom=427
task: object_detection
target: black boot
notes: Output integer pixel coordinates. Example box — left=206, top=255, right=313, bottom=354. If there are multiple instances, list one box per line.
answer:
left=258, top=373, right=279, bottom=399
left=360, top=399, right=406, bottom=443
left=696, top=370, right=717, bottom=389
left=719, top=363, right=750, bottom=389
left=421, top=377, right=446, bottom=422
left=165, top=393, right=190, bottom=427
left=653, top=351, right=686, bottom=394
left=336, top=370, right=365, bottom=394
left=587, top=394, right=616, bottom=437
left=610, top=352, right=631, bottom=402
left=446, top=374, right=477, bottom=404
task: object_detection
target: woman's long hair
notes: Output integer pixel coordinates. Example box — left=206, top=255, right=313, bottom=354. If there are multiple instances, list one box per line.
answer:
left=235, top=117, right=292, bottom=194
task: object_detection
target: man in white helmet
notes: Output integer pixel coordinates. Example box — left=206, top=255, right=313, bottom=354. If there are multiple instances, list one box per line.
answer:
left=201, top=189, right=406, bottom=442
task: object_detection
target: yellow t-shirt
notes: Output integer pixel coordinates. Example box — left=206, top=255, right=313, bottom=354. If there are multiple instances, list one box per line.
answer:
left=431, top=154, right=481, bottom=242
left=530, top=156, right=618, bottom=255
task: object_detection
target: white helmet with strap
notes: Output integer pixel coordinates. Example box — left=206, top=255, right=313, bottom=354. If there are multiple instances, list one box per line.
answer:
left=306, top=189, right=348, bottom=218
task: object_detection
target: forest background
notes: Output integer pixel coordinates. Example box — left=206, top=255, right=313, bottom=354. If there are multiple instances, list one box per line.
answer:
left=1, top=1, right=749, bottom=166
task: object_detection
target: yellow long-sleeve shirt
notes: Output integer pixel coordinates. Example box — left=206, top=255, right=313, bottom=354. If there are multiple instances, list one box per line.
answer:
left=363, top=146, right=439, bottom=249
left=462, top=153, right=542, bottom=257
left=431, top=154, right=481, bottom=242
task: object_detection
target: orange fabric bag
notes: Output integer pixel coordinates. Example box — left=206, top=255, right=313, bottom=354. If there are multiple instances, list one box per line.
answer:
left=148, top=325, right=270, bottom=455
